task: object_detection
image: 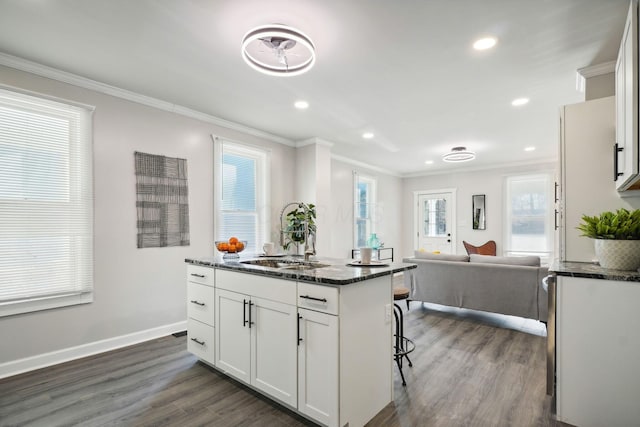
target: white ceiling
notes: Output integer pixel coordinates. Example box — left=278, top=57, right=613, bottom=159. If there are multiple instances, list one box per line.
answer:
left=0, top=0, right=629, bottom=176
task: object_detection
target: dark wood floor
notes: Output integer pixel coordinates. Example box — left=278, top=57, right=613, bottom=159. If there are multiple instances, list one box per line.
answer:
left=0, top=303, right=561, bottom=427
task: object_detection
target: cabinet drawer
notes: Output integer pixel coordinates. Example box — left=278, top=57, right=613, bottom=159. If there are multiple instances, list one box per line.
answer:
left=297, top=283, right=339, bottom=315
left=187, top=264, right=214, bottom=286
left=217, top=269, right=296, bottom=305
left=187, top=318, right=215, bottom=365
left=187, top=282, right=215, bottom=325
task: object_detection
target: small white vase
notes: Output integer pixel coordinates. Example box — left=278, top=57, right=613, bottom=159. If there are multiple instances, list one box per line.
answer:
left=594, top=239, right=640, bottom=270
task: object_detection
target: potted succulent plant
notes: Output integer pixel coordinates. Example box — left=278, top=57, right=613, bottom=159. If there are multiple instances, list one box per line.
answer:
left=577, top=208, right=640, bottom=270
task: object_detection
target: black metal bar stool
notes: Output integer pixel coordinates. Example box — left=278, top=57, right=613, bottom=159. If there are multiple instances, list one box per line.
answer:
left=393, top=286, right=415, bottom=386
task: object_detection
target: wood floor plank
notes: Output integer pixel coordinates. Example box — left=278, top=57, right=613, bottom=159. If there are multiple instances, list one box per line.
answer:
left=0, top=302, right=561, bottom=427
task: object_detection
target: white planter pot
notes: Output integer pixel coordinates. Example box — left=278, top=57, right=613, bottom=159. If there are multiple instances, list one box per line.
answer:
left=594, top=239, right=640, bottom=271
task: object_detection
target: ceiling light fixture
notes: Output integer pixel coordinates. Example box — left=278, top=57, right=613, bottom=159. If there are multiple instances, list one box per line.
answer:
left=473, top=37, right=497, bottom=50
left=442, top=146, right=476, bottom=163
left=294, top=100, right=309, bottom=109
left=424, top=160, right=434, bottom=165
left=524, top=146, right=536, bottom=152
left=242, top=24, right=315, bottom=77
left=362, top=132, right=374, bottom=139
left=512, top=97, right=530, bottom=106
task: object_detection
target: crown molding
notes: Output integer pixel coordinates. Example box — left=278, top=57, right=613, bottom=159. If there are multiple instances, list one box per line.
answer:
left=331, top=154, right=400, bottom=177
left=575, top=60, right=616, bottom=92
left=296, top=137, right=335, bottom=148
left=0, top=52, right=294, bottom=147
left=401, top=157, right=557, bottom=178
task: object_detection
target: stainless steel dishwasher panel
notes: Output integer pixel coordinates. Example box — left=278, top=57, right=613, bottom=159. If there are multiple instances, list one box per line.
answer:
left=543, top=274, right=556, bottom=398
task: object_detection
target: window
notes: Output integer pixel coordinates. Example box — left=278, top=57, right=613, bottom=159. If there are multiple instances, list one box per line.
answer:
left=0, top=87, right=94, bottom=317
left=354, top=172, right=377, bottom=248
left=504, top=173, right=553, bottom=263
left=215, top=139, right=269, bottom=254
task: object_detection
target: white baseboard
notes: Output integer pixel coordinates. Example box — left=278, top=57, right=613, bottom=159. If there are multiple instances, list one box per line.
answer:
left=0, top=321, right=187, bottom=380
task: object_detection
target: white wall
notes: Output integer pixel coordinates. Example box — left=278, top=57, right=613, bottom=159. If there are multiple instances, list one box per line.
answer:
left=401, top=162, right=557, bottom=259
left=0, top=65, right=295, bottom=373
left=329, top=159, right=403, bottom=259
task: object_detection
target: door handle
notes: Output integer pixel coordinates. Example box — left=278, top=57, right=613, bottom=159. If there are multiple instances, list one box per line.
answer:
left=248, top=301, right=255, bottom=328
left=614, top=143, right=624, bottom=181
left=447, top=239, right=451, bottom=243
left=190, top=300, right=205, bottom=306
left=243, top=299, right=248, bottom=327
left=297, top=313, right=303, bottom=346
left=554, top=209, right=559, bottom=230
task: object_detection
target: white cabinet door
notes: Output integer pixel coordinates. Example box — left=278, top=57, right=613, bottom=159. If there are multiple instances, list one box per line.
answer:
left=298, top=308, right=339, bottom=427
left=556, top=276, right=640, bottom=427
left=250, top=297, right=298, bottom=407
left=216, top=288, right=251, bottom=383
left=615, top=0, right=639, bottom=190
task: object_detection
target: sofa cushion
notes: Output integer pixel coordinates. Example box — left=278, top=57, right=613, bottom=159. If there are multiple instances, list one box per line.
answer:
left=414, top=251, right=470, bottom=262
left=469, top=254, right=540, bottom=267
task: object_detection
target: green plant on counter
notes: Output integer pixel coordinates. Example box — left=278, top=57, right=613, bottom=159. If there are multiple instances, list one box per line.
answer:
left=577, top=208, right=640, bottom=240
left=283, top=202, right=316, bottom=251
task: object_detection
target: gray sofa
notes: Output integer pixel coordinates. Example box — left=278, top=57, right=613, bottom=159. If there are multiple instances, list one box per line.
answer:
left=402, top=252, right=548, bottom=322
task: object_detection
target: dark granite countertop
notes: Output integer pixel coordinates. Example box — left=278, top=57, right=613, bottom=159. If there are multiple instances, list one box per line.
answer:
left=550, top=260, right=640, bottom=282
left=185, top=254, right=416, bottom=286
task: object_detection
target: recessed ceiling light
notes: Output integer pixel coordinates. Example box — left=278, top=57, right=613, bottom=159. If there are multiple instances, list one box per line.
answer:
left=242, top=24, right=315, bottom=77
left=424, top=160, right=434, bottom=165
left=512, top=98, right=530, bottom=106
left=362, top=132, right=374, bottom=139
left=294, top=100, right=309, bottom=109
left=524, top=146, right=536, bottom=152
left=473, top=37, right=497, bottom=50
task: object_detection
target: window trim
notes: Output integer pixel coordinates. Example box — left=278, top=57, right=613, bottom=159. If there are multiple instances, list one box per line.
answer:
left=213, top=136, right=270, bottom=253
left=503, top=171, right=554, bottom=262
left=353, top=171, right=377, bottom=248
left=0, top=85, right=94, bottom=317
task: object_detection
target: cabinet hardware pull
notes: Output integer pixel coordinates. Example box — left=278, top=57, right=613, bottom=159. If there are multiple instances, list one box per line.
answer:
left=614, top=143, right=624, bottom=181
left=190, top=337, right=205, bottom=346
left=190, top=300, right=205, bottom=306
left=243, top=299, right=248, bottom=327
left=190, top=273, right=206, bottom=278
left=554, top=209, right=559, bottom=231
left=554, top=182, right=559, bottom=202
left=299, top=295, right=327, bottom=303
left=297, top=313, right=303, bottom=345
left=249, top=301, right=255, bottom=328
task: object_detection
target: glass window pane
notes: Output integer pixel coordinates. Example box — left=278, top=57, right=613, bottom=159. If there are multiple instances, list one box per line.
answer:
left=423, top=198, right=447, bottom=237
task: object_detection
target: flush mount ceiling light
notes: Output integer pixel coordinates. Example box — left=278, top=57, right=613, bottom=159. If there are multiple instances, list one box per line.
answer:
left=362, top=132, right=375, bottom=139
left=442, top=146, right=476, bottom=163
left=294, top=100, right=309, bottom=109
left=242, top=24, right=315, bottom=77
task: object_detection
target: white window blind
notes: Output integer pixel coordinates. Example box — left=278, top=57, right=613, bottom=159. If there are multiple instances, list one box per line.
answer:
left=215, top=139, right=269, bottom=254
left=0, top=87, right=94, bottom=317
left=504, top=172, right=553, bottom=264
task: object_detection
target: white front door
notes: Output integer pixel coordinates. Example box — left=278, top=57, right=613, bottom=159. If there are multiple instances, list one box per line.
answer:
left=415, top=191, right=455, bottom=254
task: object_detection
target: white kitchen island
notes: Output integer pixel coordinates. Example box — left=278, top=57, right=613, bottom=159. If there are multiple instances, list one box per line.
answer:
left=185, top=255, right=416, bottom=427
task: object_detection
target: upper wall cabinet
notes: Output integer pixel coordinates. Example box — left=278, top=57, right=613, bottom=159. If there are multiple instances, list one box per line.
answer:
left=615, top=0, right=640, bottom=191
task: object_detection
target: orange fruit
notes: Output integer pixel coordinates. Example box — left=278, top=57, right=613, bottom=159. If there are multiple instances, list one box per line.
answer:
left=228, top=244, right=237, bottom=253
left=217, top=242, right=229, bottom=251
left=236, top=241, right=245, bottom=252
left=229, top=236, right=239, bottom=244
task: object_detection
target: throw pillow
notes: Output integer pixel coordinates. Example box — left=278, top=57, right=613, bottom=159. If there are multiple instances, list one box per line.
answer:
left=414, top=251, right=470, bottom=262
left=469, top=254, right=540, bottom=267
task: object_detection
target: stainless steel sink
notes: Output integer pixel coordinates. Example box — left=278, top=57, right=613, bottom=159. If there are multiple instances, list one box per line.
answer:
left=240, top=259, right=329, bottom=271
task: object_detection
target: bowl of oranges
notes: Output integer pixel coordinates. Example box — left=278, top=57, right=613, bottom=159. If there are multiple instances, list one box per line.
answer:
left=215, top=237, right=247, bottom=260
